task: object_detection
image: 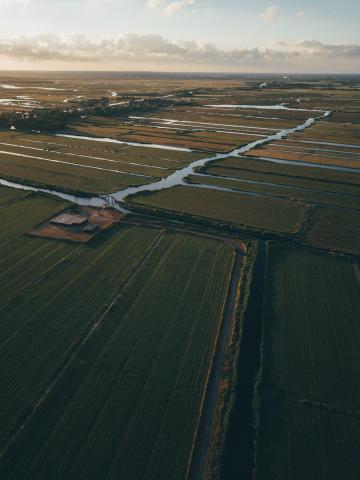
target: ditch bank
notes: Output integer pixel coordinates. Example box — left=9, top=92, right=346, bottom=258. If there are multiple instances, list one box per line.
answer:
left=188, top=247, right=244, bottom=480
left=218, top=240, right=266, bottom=480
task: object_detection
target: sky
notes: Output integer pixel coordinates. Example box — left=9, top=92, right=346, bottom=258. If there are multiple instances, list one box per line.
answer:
left=0, top=0, right=359, bottom=73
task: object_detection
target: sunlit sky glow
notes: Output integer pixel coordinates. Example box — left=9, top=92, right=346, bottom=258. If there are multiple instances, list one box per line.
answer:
left=0, top=0, right=359, bottom=72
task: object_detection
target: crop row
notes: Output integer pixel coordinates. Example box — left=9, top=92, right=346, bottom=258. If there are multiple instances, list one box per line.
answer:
left=0, top=223, right=162, bottom=447
left=0, top=151, right=156, bottom=195
left=0, top=142, right=168, bottom=179
left=187, top=174, right=360, bottom=211
left=0, top=192, right=69, bottom=247
left=127, top=185, right=308, bottom=235
left=0, top=229, right=233, bottom=480
left=254, top=244, right=360, bottom=479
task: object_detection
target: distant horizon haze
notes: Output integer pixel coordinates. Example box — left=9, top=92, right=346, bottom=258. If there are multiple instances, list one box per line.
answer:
left=0, top=0, right=358, bottom=73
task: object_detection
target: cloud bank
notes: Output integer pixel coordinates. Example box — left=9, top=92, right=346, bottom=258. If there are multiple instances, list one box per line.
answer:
left=0, top=33, right=359, bottom=72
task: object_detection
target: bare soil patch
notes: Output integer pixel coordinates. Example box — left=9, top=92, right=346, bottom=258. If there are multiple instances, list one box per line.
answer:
left=29, top=205, right=124, bottom=242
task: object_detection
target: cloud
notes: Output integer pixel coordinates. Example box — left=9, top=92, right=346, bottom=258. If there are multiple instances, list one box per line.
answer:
left=297, top=10, right=305, bottom=17
left=261, top=4, right=279, bottom=21
left=146, top=0, right=194, bottom=14
left=146, top=0, right=163, bottom=8
left=0, top=0, right=30, bottom=3
left=0, top=34, right=359, bottom=72
left=299, top=40, right=360, bottom=56
left=165, top=0, right=194, bottom=14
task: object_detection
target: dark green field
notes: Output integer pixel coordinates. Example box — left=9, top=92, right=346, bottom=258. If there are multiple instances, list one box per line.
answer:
left=254, top=243, right=360, bottom=480
left=186, top=173, right=360, bottom=210
left=0, top=74, right=359, bottom=480
left=0, top=187, right=234, bottom=480
left=128, top=185, right=308, bottom=236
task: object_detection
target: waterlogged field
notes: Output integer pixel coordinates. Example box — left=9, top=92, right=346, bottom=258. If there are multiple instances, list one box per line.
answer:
left=0, top=131, right=206, bottom=195
left=0, top=71, right=250, bottom=112
left=67, top=115, right=255, bottom=153
left=186, top=173, right=360, bottom=210
left=254, top=244, right=360, bottom=480
left=202, top=156, right=360, bottom=196
left=0, top=186, right=234, bottom=480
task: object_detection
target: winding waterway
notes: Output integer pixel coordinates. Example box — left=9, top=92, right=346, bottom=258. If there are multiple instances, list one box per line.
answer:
left=1, top=109, right=347, bottom=211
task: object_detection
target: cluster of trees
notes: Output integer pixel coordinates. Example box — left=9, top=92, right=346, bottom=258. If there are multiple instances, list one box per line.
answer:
left=0, top=95, right=192, bottom=133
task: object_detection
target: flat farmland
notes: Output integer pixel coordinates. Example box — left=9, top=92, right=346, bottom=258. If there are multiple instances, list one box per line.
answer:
left=0, top=131, right=207, bottom=195
left=255, top=398, right=360, bottom=480
left=0, top=71, right=251, bottom=112
left=0, top=191, right=69, bottom=246
left=254, top=244, right=360, bottom=479
left=290, top=121, right=360, bottom=147
left=127, top=185, right=308, bottom=235
left=186, top=174, right=360, bottom=210
left=67, top=115, right=261, bottom=153
left=143, top=106, right=302, bottom=130
left=193, top=82, right=360, bottom=113
left=14, top=134, right=204, bottom=169
left=246, top=144, right=360, bottom=170
left=0, top=184, right=30, bottom=206
left=303, top=205, right=360, bottom=255
left=126, top=112, right=280, bottom=135
left=201, top=157, right=360, bottom=196
left=193, top=104, right=319, bottom=122
left=0, top=186, right=235, bottom=479
left=0, top=73, right=360, bottom=480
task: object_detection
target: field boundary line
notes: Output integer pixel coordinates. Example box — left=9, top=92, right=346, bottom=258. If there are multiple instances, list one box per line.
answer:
left=0, top=245, right=82, bottom=312
left=187, top=245, right=243, bottom=480
left=0, top=229, right=165, bottom=461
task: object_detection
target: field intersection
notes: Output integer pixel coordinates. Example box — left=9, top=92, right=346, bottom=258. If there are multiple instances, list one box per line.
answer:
left=0, top=72, right=359, bottom=480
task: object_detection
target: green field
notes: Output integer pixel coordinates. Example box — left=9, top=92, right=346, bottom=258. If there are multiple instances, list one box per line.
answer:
left=186, top=174, right=360, bottom=210
left=128, top=185, right=309, bottom=235
left=0, top=132, right=208, bottom=195
left=0, top=149, right=156, bottom=195
left=202, top=157, right=360, bottom=197
left=0, top=193, right=69, bottom=246
left=0, top=187, right=234, bottom=479
left=303, top=205, right=360, bottom=256
left=254, top=243, right=360, bottom=480
left=0, top=74, right=359, bottom=480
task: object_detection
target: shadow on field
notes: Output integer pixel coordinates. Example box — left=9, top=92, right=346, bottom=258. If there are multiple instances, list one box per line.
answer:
left=221, top=241, right=266, bottom=479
